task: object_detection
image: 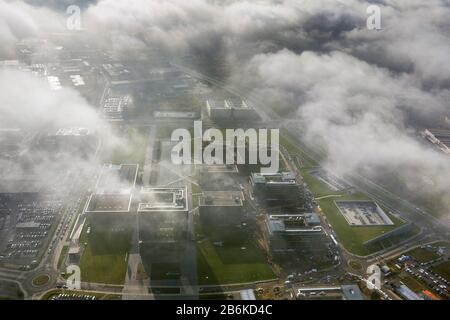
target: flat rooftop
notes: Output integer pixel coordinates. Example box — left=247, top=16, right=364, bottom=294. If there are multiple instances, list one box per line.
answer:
left=199, top=191, right=244, bottom=207
left=225, top=98, right=251, bottom=110
left=85, top=193, right=132, bottom=213
left=341, top=285, right=364, bottom=300
left=102, top=63, right=131, bottom=81
left=207, top=98, right=253, bottom=110
left=251, top=172, right=297, bottom=184
left=335, top=200, right=394, bottom=226
left=138, top=187, right=188, bottom=212
left=266, top=213, right=322, bottom=234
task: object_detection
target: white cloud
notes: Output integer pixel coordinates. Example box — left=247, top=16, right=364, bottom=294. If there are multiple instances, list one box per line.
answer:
left=240, top=49, right=450, bottom=216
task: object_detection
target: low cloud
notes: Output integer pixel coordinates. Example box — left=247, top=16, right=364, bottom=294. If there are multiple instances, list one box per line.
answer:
left=1, top=0, right=450, bottom=217
left=0, top=68, right=122, bottom=193
left=0, top=0, right=64, bottom=58
left=237, top=49, right=450, bottom=217
left=0, top=69, right=99, bottom=129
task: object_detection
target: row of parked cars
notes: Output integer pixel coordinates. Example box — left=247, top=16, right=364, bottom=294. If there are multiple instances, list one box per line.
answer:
left=50, top=293, right=97, bottom=300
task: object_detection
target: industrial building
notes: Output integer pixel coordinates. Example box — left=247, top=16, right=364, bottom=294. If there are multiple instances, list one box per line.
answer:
left=198, top=191, right=245, bottom=226
left=84, top=163, right=138, bottom=215
left=206, top=98, right=259, bottom=122
left=295, top=285, right=365, bottom=300
left=138, top=187, right=188, bottom=242
left=335, top=200, right=394, bottom=226
left=341, top=285, right=365, bottom=300
left=137, top=187, right=189, bottom=287
left=85, top=193, right=133, bottom=214
left=264, top=213, right=325, bottom=253
left=250, top=172, right=303, bottom=206
left=395, top=284, right=423, bottom=300
left=265, top=213, right=322, bottom=235
left=138, top=187, right=188, bottom=213
left=240, top=289, right=256, bottom=300
left=101, top=63, right=133, bottom=85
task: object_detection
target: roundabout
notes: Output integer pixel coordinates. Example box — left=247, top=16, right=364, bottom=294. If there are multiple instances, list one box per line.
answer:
left=32, top=274, right=50, bottom=287
left=23, top=268, right=59, bottom=295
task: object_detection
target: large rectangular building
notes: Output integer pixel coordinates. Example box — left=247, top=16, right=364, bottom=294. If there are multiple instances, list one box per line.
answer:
left=335, top=200, right=393, bottom=226
left=136, top=186, right=193, bottom=293
left=250, top=172, right=303, bottom=205
left=199, top=191, right=244, bottom=226
left=395, top=284, right=423, bottom=300
left=138, top=187, right=188, bottom=243
left=85, top=193, right=132, bottom=213
left=206, top=99, right=259, bottom=122
left=101, top=63, right=133, bottom=85
left=265, top=213, right=322, bottom=235
left=84, top=163, right=138, bottom=215
left=264, top=213, right=325, bottom=253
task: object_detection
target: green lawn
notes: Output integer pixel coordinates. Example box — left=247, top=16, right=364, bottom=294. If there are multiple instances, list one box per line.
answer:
left=150, top=263, right=180, bottom=281
left=196, top=220, right=274, bottom=285
left=431, top=261, right=450, bottom=282
left=79, top=244, right=128, bottom=285
left=197, top=240, right=275, bottom=285
left=399, top=275, right=426, bottom=293
left=281, top=138, right=411, bottom=256
left=278, top=130, right=421, bottom=256
left=318, top=194, right=406, bottom=256
left=32, top=274, right=50, bottom=286
left=300, top=168, right=337, bottom=198
left=79, top=220, right=131, bottom=285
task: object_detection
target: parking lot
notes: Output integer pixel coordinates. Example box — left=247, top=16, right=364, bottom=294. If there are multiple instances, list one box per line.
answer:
left=387, top=244, right=450, bottom=299
left=402, top=260, right=449, bottom=298
left=0, top=193, right=62, bottom=268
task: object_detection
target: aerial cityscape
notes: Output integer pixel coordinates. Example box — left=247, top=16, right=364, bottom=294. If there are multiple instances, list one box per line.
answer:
left=0, top=0, right=449, bottom=304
